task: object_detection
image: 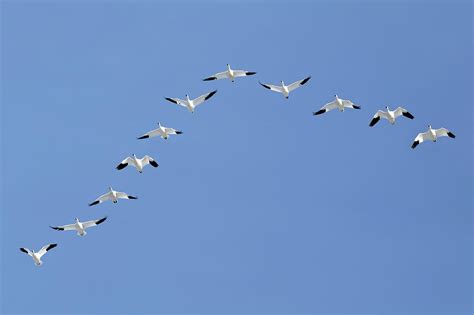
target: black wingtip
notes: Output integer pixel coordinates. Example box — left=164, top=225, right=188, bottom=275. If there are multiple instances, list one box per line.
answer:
left=149, top=160, right=159, bottom=167
left=137, top=135, right=149, bottom=140
left=300, top=76, right=311, bottom=85
left=313, top=109, right=325, bottom=116
left=47, top=244, right=58, bottom=251
left=89, top=200, right=99, bottom=207
left=246, top=71, right=257, bottom=76
left=128, top=195, right=138, bottom=200
left=259, top=82, right=271, bottom=90
left=447, top=131, right=455, bottom=138
left=95, top=217, right=107, bottom=225
left=50, top=226, right=64, bottom=231
left=175, top=131, right=183, bottom=135
left=369, top=117, right=380, bottom=127
left=116, top=163, right=127, bottom=170
left=353, top=105, right=361, bottom=109
left=411, top=141, right=419, bottom=149
left=205, top=90, right=217, bottom=100
left=164, top=97, right=178, bottom=104
left=203, top=77, right=217, bottom=81
left=402, top=111, right=415, bottom=119
left=19, top=248, right=28, bottom=254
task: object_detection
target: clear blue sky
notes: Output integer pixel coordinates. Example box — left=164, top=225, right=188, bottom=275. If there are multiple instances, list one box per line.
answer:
left=1, top=1, right=472, bottom=314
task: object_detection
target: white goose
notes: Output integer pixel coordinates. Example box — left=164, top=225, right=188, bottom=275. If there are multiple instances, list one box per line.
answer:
left=116, top=154, right=159, bottom=173
left=19, top=244, right=57, bottom=266
left=203, top=64, right=256, bottom=82
left=369, top=106, right=414, bottom=126
left=313, top=95, right=361, bottom=115
left=50, top=217, right=107, bottom=236
left=89, top=187, right=137, bottom=206
left=411, top=125, right=456, bottom=149
left=137, top=122, right=182, bottom=140
left=165, top=90, right=217, bottom=113
left=259, top=76, right=311, bottom=98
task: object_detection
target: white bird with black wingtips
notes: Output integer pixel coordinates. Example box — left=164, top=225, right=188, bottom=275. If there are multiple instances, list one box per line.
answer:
left=259, top=76, right=311, bottom=99
left=411, top=125, right=456, bottom=149
left=89, top=187, right=137, bottom=206
left=164, top=90, right=217, bottom=113
left=369, top=106, right=414, bottom=127
left=19, top=244, right=57, bottom=266
left=50, top=217, right=107, bottom=236
left=203, top=64, right=256, bottom=82
left=313, top=95, right=361, bottom=115
left=137, top=122, right=182, bottom=141
left=116, top=154, right=159, bottom=173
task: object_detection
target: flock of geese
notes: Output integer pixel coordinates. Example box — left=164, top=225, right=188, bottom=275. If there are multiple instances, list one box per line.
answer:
left=19, top=63, right=456, bottom=266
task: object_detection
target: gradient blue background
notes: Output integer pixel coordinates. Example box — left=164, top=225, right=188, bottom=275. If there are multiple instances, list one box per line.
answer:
left=1, top=1, right=472, bottom=314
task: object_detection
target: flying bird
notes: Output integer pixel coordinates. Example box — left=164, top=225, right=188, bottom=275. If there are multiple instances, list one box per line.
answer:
left=89, top=187, right=137, bottom=206
left=203, top=64, right=256, bottom=82
left=259, top=76, right=311, bottom=99
left=116, top=154, right=159, bottom=173
left=164, top=90, right=217, bottom=113
left=369, top=106, right=414, bottom=127
left=313, top=95, right=361, bottom=115
left=137, top=122, right=182, bottom=140
left=411, top=125, right=456, bottom=149
left=50, top=217, right=107, bottom=236
left=19, top=244, right=57, bottom=266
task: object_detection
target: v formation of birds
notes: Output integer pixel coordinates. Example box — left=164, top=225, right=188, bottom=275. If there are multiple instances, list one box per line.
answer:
left=19, top=63, right=456, bottom=266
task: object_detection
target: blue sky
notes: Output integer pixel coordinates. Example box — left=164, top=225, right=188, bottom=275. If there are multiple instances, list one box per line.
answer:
left=1, top=1, right=472, bottom=314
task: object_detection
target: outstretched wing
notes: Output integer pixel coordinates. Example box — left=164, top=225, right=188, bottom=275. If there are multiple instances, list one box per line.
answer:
left=83, top=216, right=108, bottom=229
left=192, top=90, right=217, bottom=107
left=342, top=99, right=360, bottom=109
left=313, top=100, right=338, bottom=115
left=89, top=191, right=112, bottom=206
left=116, top=157, right=134, bottom=170
left=37, top=244, right=57, bottom=258
left=143, top=155, right=159, bottom=168
left=233, top=70, right=257, bottom=78
left=20, top=247, right=33, bottom=256
left=203, top=71, right=228, bottom=81
left=50, top=223, right=77, bottom=231
left=116, top=191, right=138, bottom=200
left=435, top=128, right=455, bottom=138
left=259, top=82, right=283, bottom=93
left=369, top=110, right=388, bottom=127
left=411, top=131, right=430, bottom=149
left=137, top=128, right=161, bottom=140
left=287, top=76, right=311, bottom=92
left=394, top=107, right=414, bottom=119
left=164, top=97, right=187, bottom=108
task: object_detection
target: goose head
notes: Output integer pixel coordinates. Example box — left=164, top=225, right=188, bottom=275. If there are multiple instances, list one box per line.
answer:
left=281, top=80, right=285, bottom=86
left=109, top=186, right=113, bottom=192
left=75, top=217, right=79, bottom=222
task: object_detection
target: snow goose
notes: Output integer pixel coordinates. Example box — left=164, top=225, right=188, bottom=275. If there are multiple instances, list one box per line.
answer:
left=259, top=76, right=311, bottom=98
left=313, top=95, right=361, bottom=115
left=50, top=217, right=107, bottom=236
left=203, top=64, right=256, bottom=82
left=369, top=106, right=414, bottom=127
left=137, top=122, right=182, bottom=140
left=19, top=244, right=57, bottom=266
left=89, top=187, right=137, bottom=206
left=411, top=125, right=456, bottom=149
left=116, top=154, right=159, bottom=173
left=164, top=90, right=217, bottom=113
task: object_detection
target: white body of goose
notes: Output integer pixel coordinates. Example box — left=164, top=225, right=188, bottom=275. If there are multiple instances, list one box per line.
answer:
left=411, top=125, right=456, bottom=149
left=203, top=64, right=256, bottom=82
left=19, top=244, right=57, bottom=266
left=116, top=154, right=159, bottom=172
left=50, top=217, right=107, bottom=236
left=89, top=187, right=137, bottom=206
left=138, top=123, right=182, bottom=140
left=313, top=95, right=361, bottom=115
left=259, top=76, right=311, bottom=99
left=165, top=90, right=217, bottom=113
left=369, top=106, right=414, bottom=126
